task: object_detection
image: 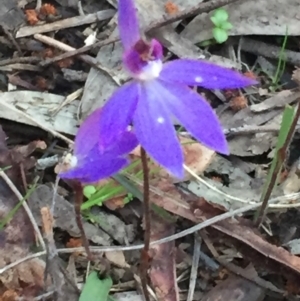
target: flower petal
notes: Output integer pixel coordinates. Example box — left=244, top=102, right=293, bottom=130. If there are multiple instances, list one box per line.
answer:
left=157, top=80, right=228, bottom=154
left=74, top=107, right=102, bottom=156
left=60, top=145, right=128, bottom=183
left=99, top=81, right=139, bottom=148
left=160, top=59, right=258, bottom=89
left=133, top=81, right=184, bottom=178
left=118, top=0, right=141, bottom=50
left=108, top=130, right=139, bottom=156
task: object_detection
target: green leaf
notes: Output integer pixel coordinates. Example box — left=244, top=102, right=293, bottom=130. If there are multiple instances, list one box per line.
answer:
left=212, top=28, right=228, bottom=43
left=220, top=21, right=233, bottom=30
left=258, top=105, right=295, bottom=206
left=83, top=185, right=97, bottom=198
left=198, top=39, right=215, bottom=47
left=272, top=26, right=288, bottom=88
left=210, top=8, right=228, bottom=26
left=79, top=272, right=113, bottom=301
left=210, top=15, right=219, bottom=26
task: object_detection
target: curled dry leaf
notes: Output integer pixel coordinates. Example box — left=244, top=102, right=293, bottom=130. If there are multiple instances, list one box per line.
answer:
left=56, top=58, right=74, bottom=69
left=229, top=95, right=248, bottom=112
left=39, top=3, right=57, bottom=16
left=25, top=9, right=38, bottom=25
left=0, top=289, right=19, bottom=300
left=164, top=1, right=179, bottom=15
left=66, top=238, right=82, bottom=249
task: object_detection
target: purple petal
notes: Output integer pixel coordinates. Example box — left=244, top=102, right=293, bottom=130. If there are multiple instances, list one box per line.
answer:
left=160, top=59, right=258, bottom=89
left=118, top=0, right=140, bottom=50
left=60, top=144, right=128, bottom=183
left=108, top=130, right=138, bottom=156
left=99, top=81, right=139, bottom=148
left=133, top=81, right=184, bottom=178
left=157, top=80, right=228, bottom=154
left=74, top=107, right=102, bottom=156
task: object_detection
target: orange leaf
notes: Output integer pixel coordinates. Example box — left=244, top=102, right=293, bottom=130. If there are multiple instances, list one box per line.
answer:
left=25, top=9, right=39, bottom=25
left=243, top=71, right=257, bottom=80
left=40, top=3, right=57, bottom=16
left=229, top=95, right=248, bottom=111
left=1, top=290, right=19, bottom=301
left=56, top=57, right=74, bottom=68
left=66, top=238, right=82, bottom=248
left=165, top=1, right=179, bottom=15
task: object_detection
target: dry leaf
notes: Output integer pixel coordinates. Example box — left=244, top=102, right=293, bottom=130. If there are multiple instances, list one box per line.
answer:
left=229, top=96, right=248, bottom=112
left=39, top=3, right=57, bottom=16
left=149, top=213, right=179, bottom=301
left=0, top=289, right=19, bottom=301
left=56, top=58, right=74, bottom=69
left=105, top=251, right=127, bottom=268
left=66, top=238, right=82, bottom=249
left=181, top=136, right=215, bottom=180
left=130, top=136, right=215, bottom=182
left=25, top=9, right=38, bottom=25
left=164, top=1, right=179, bottom=14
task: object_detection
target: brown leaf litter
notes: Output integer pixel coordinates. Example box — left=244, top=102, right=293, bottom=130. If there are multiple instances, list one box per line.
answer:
left=0, top=126, right=46, bottom=298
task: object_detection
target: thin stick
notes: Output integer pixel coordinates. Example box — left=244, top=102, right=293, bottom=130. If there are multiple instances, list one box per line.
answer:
left=0, top=169, right=46, bottom=250
left=140, top=147, right=151, bottom=301
left=40, top=36, right=119, bottom=67
left=74, top=182, right=93, bottom=260
left=187, top=235, right=201, bottom=301
left=255, top=103, right=300, bottom=226
left=34, top=34, right=121, bottom=85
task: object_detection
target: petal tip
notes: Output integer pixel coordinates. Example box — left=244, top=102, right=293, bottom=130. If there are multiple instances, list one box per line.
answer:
left=168, top=165, right=185, bottom=179
left=213, top=136, right=229, bottom=155
left=118, top=0, right=140, bottom=50
left=242, top=78, right=259, bottom=87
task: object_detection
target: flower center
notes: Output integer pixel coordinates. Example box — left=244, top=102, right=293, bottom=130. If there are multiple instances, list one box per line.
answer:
left=123, top=38, right=163, bottom=81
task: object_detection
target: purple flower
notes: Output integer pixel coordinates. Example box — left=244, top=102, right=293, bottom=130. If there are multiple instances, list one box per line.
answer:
left=59, top=108, right=138, bottom=183
left=98, top=0, right=257, bottom=178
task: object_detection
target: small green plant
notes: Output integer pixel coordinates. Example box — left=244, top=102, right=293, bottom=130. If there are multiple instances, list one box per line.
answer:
left=0, top=178, right=37, bottom=230
left=123, top=192, right=134, bottom=204
left=210, top=8, right=233, bottom=44
left=81, top=159, right=142, bottom=210
left=271, top=27, right=288, bottom=91
left=254, top=104, right=296, bottom=224
left=79, top=271, right=112, bottom=301
left=83, top=185, right=97, bottom=199
left=253, top=27, right=288, bottom=92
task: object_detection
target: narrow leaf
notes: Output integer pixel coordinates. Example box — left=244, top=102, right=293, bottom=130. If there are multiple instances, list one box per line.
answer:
left=255, top=105, right=295, bottom=222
